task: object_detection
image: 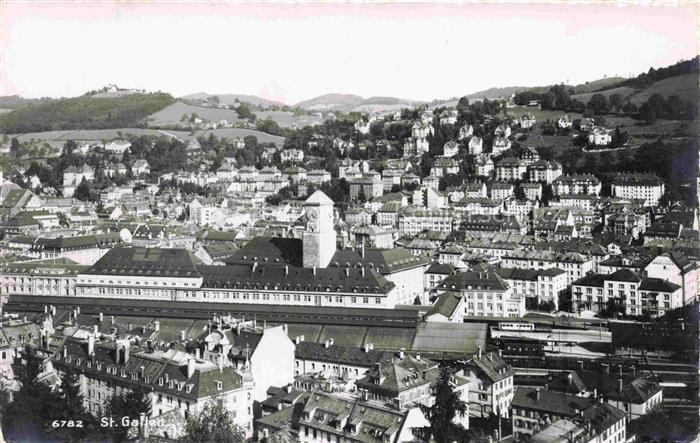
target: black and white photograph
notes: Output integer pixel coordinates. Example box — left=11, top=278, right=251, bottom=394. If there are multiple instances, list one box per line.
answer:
left=0, top=1, right=698, bottom=442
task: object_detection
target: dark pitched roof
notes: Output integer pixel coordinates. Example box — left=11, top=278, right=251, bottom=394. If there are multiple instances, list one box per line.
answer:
left=439, top=271, right=509, bottom=291
left=295, top=341, right=386, bottom=367
left=84, top=247, right=201, bottom=278
left=426, top=262, right=455, bottom=275
left=426, top=293, right=461, bottom=318
left=199, top=264, right=395, bottom=295
left=225, top=237, right=303, bottom=267
left=329, top=248, right=429, bottom=274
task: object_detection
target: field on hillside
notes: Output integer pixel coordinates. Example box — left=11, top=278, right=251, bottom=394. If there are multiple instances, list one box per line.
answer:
left=570, top=86, right=637, bottom=104
left=627, top=73, right=699, bottom=104
left=571, top=73, right=699, bottom=105
left=147, top=101, right=243, bottom=127
left=255, top=111, right=323, bottom=128
left=0, top=109, right=14, bottom=114
left=198, top=128, right=285, bottom=147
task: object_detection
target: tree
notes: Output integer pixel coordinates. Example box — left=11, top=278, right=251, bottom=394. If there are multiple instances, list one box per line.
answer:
left=540, top=91, right=556, bottom=110
left=413, top=367, right=468, bottom=442
left=53, top=367, right=91, bottom=440
left=185, top=400, right=246, bottom=443
left=456, top=96, right=470, bottom=115
left=4, top=346, right=59, bottom=440
left=243, top=135, right=258, bottom=149
left=107, top=386, right=152, bottom=442
left=10, top=137, right=20, bottom=156
left=74, top=177, right=92, bottom=202
left=639, top=102, right=657, bottom=124
left=587, top=94, right=611, bottom=115
left=609, top=93, right=624, bottom=112
left=234, top=102, right=256, bottom=121
left=439, top=173, right=463, bottom=191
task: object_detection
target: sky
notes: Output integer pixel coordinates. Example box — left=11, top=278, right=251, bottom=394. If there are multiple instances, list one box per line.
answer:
left=1, top=2, right=698, bottom=105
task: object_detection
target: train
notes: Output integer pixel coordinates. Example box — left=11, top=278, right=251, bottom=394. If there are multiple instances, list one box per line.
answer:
left=3, top=294, right=421, bottom=327
left=498, top=321, right=536, bottom=332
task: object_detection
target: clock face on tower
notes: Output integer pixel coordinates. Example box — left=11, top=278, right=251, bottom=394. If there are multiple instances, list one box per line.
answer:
left=307, top=209, right=318, bottom=232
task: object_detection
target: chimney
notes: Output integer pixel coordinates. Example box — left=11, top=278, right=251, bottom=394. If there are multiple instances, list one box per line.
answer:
left=363, top=343, right=370, bottom=353
left=345, top=267, right=349, bottom=276
left=285, top=384, right=293, bottom=393
left=361, top=266, right=365, bottom=277
left=399, top=348, right=405, bottom=360
left=578, top=360, right=584, bottom=371
left=236, top=323, right=242, bottom=335
left=498, top=349, right=502, bottom=358
left=44, top=305, right=48, bottom=314
left=329, top=338, right=334, bottom=346
left=567, top=373, right=573, bottom=385
left=313, top=266, right=317, bottom=276
left=618, top=378, right=623, bottom=393
left=51, top=305, right=56, bottom=316
left=477, top=347, right=482, bottom=358
left=195, top=348, right=201, bottom=359
left=98, top=312, right=103, bottom=322
left=123, top=341, right=130, bottom=363
left=180, top=330, right=186, bottom=341
left=218, top=354, right=223, bottom=372
left=602, top=363, right=609, bottom=374
left=76, top=306, right=80, bottom=314
left=618, top=365, right=623, bottom=376
left=262, top=429, right=270, bottom=438
left=416, top=353, right=421, bottom=360
left=535, top=388, right=540, bottom=401
left=63, top=347, right=68, bottom=359
left=282, top=324, right=288, bottom=335
left=110, top=315, right=115, bottom=325
left=93, top=324, right=99, bottom=336
left=139, top=365, right=145, bottom=379
left=324, top=340, right=330, bottom=348
left=295, top=336, right=304, bottom=345
left=154, top=321, right=160, bottom=332
left=285, top=265, right=289, bottom=275
left=88, top=335, right=95, bottom=356
left=128, top=323, right=133, bottom=331
left=593, top=388, right=597, bottom=399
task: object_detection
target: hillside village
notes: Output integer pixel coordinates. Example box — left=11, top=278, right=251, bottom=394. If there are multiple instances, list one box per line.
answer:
left=0, top=56, right=698, bottom=442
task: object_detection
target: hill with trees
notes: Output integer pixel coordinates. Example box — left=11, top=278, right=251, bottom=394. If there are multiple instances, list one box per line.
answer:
left=0, top=92, right=175, bottom=134
left=295, top=93, right=421, bottom=112
left=180, top=92, right=285, bottom=108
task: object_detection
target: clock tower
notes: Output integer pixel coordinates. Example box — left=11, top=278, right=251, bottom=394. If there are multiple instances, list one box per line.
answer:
left=303, top=190, right=336, bottom=268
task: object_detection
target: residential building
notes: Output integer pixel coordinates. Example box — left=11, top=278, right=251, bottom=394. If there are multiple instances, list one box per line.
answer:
left=611, top=173, right=665, bottom=207
left=512, top=388, right=625, bottom=443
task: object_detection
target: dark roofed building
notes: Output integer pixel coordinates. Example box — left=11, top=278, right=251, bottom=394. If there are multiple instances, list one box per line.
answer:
left=225, top=236, right=304, bottom=267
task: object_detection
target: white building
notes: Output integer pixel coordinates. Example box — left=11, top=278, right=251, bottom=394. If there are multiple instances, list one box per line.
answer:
left=611, top=173, right=665, bottom=207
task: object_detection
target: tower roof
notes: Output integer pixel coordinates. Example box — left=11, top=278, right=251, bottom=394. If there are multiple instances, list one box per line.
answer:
left=305, top=190, right=334, bottom=206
